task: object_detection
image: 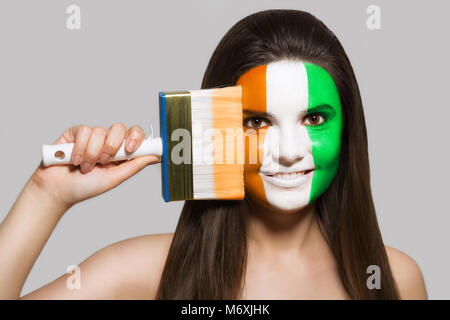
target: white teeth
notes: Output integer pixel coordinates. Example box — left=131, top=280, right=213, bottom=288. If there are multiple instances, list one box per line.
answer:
left=273, top=171, right=305, bottom=180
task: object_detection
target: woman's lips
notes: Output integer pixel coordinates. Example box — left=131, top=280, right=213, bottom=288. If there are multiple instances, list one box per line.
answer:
left=260, top=169, right=314, bottom=188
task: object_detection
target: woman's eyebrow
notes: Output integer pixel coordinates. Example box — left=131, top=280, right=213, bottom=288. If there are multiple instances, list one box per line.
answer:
left=242, top=109, right=274, bottom=118
left=307, top=104, right=336, bottom=114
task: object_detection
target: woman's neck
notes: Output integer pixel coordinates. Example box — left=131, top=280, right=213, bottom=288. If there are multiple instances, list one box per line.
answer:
left=244, top=199, right=329, bottom=258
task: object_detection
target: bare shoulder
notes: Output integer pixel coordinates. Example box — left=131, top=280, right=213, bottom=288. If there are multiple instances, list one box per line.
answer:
left=100, top=232, right=175, bottom=299
left=385, top=245, right=427, bottom=299
left=21, top=232, right=174, bottom=300
left=94, top=232, right=175, bottom=299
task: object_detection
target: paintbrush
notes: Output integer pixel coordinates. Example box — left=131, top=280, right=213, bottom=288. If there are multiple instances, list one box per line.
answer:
left=41, top=86, right=245, bottom=202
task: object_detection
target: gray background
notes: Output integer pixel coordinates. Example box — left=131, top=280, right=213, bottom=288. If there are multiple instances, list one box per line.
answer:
left=0, top=0, right=448, bottom=299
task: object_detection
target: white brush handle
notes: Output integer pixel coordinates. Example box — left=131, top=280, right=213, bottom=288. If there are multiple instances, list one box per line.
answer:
left=42, top=137, right=163, bottom=167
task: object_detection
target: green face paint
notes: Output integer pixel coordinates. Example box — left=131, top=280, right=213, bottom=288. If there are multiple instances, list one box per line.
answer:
left=304, top=63, right=343, bottom=203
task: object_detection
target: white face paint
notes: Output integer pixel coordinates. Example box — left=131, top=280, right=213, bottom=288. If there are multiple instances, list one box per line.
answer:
left=259, top=61, right=315, bottom=212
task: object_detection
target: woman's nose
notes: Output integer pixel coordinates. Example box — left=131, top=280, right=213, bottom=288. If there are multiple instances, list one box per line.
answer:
left=276, top=126, right=307, bottom=166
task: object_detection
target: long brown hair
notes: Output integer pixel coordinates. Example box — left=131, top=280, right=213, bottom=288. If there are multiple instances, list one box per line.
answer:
left=156, top=9, right=399, bottom=299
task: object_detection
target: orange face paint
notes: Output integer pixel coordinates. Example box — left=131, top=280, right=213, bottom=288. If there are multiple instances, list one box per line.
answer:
left=236, top=64, right=269, bottom=206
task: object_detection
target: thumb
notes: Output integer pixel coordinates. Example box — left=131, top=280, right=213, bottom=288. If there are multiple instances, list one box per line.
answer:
left=107, top=155, right=160, bottom=185
left=52, top=135, right=68, bottom=144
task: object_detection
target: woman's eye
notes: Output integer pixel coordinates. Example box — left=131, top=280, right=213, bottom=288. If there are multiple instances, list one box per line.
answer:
left=244, top=117, right=269, bottom=129
left=303, top=113, right=326, bottom=126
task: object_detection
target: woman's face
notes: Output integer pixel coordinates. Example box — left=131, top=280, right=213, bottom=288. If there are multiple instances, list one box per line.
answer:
left=237, top=60, right=343, bottom=213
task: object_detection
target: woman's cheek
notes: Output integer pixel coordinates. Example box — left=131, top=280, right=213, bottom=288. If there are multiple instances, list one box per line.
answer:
left=244, top=127, right=268, bottom=204
left=307, top=127, right=342, bottom=203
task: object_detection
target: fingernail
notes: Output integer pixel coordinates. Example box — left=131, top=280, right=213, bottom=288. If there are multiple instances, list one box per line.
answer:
left=81, top=161, right=92, bottom=173
left=72, top=154, right=81, bottom=166
left=98, top=153, right=110, bottom=164
left=127, top=140, right=136, bottom=152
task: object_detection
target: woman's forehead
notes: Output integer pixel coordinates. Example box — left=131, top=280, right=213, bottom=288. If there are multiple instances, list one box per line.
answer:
left=236, top=60, right=340, bottom=116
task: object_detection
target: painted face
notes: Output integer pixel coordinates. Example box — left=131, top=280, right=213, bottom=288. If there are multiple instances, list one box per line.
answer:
left=236, top=60, right=343, bottom=212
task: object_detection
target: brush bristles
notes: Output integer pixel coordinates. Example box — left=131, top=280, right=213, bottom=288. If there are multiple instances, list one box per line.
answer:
left=190, top=86, right=244, bottom=200
left=159, top=86, right=244, bottom=201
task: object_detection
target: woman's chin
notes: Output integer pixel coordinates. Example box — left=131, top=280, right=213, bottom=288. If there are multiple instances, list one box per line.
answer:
left=269, top=202, right=309, bottom=214
left=249, top=196, right=310, bottom=214
left=266, top=192, right=311, bottom=213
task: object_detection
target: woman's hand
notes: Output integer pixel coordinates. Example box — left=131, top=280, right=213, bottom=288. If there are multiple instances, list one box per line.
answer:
left=31, top=123, right=160, bottom=210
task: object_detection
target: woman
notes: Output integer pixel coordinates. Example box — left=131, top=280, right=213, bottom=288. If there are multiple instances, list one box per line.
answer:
left=0, top=9, right=426, bottom=299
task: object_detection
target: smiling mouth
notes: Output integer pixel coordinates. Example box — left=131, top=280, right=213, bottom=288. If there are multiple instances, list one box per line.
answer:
left=265, top=169, right=314, bottom=179
left=261, top=169, right=314, bottom=188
